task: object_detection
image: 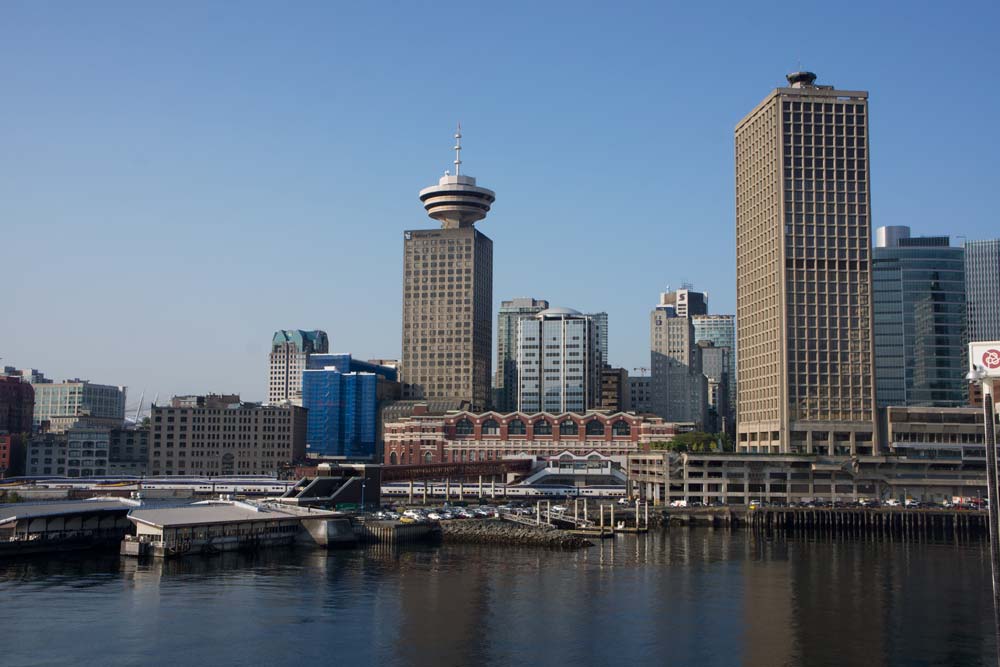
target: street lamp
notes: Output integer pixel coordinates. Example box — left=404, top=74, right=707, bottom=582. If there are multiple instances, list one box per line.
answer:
left=967, top=360, right=1000, bottom=663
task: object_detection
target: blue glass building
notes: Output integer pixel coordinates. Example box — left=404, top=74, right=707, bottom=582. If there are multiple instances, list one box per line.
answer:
left=873, top=227, right=967, bottom=407
left=301, top=355, right=395, bottom=459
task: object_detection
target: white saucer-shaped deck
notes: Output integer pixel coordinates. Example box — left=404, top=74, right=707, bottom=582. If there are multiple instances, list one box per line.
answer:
left=419, top=174, right=496, bottom=229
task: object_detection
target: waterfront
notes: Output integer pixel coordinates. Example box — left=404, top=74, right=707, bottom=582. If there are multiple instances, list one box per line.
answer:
left=1, top=530, right=995, bottom=667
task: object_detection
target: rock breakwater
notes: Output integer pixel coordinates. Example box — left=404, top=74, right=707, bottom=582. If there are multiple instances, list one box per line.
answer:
left=440, top=519, right=593, bottom=549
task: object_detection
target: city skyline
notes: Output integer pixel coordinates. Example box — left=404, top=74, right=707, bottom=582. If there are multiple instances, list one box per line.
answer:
left=3, top=3, right=999, bottom=404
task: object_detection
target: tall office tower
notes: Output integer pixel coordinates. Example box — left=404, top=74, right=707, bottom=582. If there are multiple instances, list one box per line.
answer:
left=268, top=330, right=329, bottom=405
left=735, top=71, right=876, bottom=455
left=402, top=128, right=495, bottom=411
left=873, top=226, right=967, bottom=407
left=965, top=239, right=1000, bottom=343
left=650, top=295, right=708, bottom=424
left=516, top=308, right=600, bottom=413
left=495, top=298, right=550, bottom=411
left=586, top=312, right=609, bottom=368
left=659, top=288, right=708, bottom=318
left=692, top=314, right=737, bottom=421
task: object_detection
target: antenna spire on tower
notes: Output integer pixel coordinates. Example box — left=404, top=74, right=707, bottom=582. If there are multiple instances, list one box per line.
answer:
left=453, top=122, right=462, bottom=176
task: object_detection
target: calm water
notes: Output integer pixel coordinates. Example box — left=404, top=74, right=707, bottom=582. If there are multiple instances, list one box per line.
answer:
left=1, top=530, right=995, bottom=667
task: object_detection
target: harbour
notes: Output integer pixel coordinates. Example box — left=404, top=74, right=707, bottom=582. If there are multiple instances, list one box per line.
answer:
left=1, top=529, right=995, bottom=667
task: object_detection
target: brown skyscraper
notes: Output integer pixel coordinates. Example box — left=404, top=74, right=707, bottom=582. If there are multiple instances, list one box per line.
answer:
left=735, top=72, right=877, bottom=455
left=401, top=127, right=495, bottom=410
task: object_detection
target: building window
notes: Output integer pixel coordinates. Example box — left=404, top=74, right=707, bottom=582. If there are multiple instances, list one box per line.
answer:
left=455, top=418, right=474, bottom=436
left=559, top=420, right=578, bottom=436
left=482, top=419, right=500, bottom=435
left=533, top=419, right=552, bottom=436
left=507, top=419, right=526, bottom=436
left=586, top=420, right=605, bottom=436
left=612, top=421, right=631, bottom=436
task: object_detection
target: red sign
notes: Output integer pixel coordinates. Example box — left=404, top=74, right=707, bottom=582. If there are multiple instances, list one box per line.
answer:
left=983, top=349, right=1000, bottom=370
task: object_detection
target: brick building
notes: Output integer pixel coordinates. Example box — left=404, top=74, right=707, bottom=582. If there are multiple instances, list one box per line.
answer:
left=383, top=408, right=683, bottom=465
left=148, top=395, right=306, bottom=476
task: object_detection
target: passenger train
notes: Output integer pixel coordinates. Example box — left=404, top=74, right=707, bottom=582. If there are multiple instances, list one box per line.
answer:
left=381, top=482, right=626, bottom=499
left=0, top=475, right=294, bottom=495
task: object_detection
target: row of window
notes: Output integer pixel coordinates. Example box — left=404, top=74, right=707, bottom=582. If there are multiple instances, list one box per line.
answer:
left=453, top=418, right=630, bottom=437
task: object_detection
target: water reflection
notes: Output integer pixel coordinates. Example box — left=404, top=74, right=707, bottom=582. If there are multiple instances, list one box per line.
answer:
left=0, top=531, right=994, bottom=667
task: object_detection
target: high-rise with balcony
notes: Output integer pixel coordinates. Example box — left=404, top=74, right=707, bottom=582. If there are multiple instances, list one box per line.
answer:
left=965, top=239, right=1000, bottom=343
left=495, top=297, right=549, bottom=411
left=735, top=71, right=877, bottom=455
left=873, top=226, right=966, bottom=407
left=402, top=127, right=495, bottom=411
left=268, top=330, right=329, bottom=405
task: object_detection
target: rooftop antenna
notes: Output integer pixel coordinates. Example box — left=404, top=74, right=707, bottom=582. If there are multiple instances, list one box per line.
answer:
left=453, top=122, right=462, bottom=176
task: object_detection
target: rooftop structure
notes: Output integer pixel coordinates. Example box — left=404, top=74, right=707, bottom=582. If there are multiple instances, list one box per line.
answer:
left=268, top=329, right=330, bottom=405
left=417, top=125, right=496, bottom=229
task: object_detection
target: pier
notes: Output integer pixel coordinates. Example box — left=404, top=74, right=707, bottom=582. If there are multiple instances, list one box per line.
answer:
left=743, top=506, right=989, bottom=537
left=497, top=499, right=650, bottom=537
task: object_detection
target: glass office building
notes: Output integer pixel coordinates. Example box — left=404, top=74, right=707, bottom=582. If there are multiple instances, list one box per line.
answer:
left=516, top=308, right=600, bottom=413
left=873, top=227, right=966, bottom=407
left=32, top=381, right=126, bottom=430
left=301, top=354, right=394, bottom=459
left=965, top=238, right=1000, bottom=343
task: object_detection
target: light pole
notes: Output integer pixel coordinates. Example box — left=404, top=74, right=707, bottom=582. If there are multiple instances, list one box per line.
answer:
left=967, top=362, right=1000, bottom=663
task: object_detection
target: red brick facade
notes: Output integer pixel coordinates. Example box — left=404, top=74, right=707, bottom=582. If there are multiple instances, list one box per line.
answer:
left=383, top=410, right=680, bottom=465
left=0, top=433, right=26, bottom=477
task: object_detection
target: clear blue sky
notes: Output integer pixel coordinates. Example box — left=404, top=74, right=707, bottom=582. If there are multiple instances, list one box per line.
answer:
left=2, top=1, right=998, bottom=407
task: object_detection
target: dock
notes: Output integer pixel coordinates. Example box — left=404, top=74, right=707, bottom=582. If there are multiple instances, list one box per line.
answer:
left=743, top=506, right=989, bottom=537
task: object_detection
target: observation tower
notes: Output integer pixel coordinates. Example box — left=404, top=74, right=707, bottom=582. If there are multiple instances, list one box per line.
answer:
left=418, top=125, right=496, bottom=229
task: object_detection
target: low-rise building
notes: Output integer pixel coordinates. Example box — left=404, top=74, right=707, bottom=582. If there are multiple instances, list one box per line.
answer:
left=32, top=379, right=125, bottom=432
left=0, top=434, right=27, bottom=478
left=628, top=405, right=997, bottom=505
left=148, top=395, right=306, bottom=477
left=383, top=408, right=682, bottom=466
left=109, top=426, right=150, bottom=476
left=26, top=426, right=111, bottom=477
left=0, top=375, right=35, bottom=434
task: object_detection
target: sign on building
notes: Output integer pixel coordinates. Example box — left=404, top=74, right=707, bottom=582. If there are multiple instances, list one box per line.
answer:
left=969, top=341, right=1000, bottom=379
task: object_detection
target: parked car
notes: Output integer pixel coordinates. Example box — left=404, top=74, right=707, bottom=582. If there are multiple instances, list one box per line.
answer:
left=669, top=500, right=688, bottom=508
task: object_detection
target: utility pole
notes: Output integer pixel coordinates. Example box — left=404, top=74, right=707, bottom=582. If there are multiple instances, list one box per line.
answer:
left=967, top=342, right=1000, bottom=666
